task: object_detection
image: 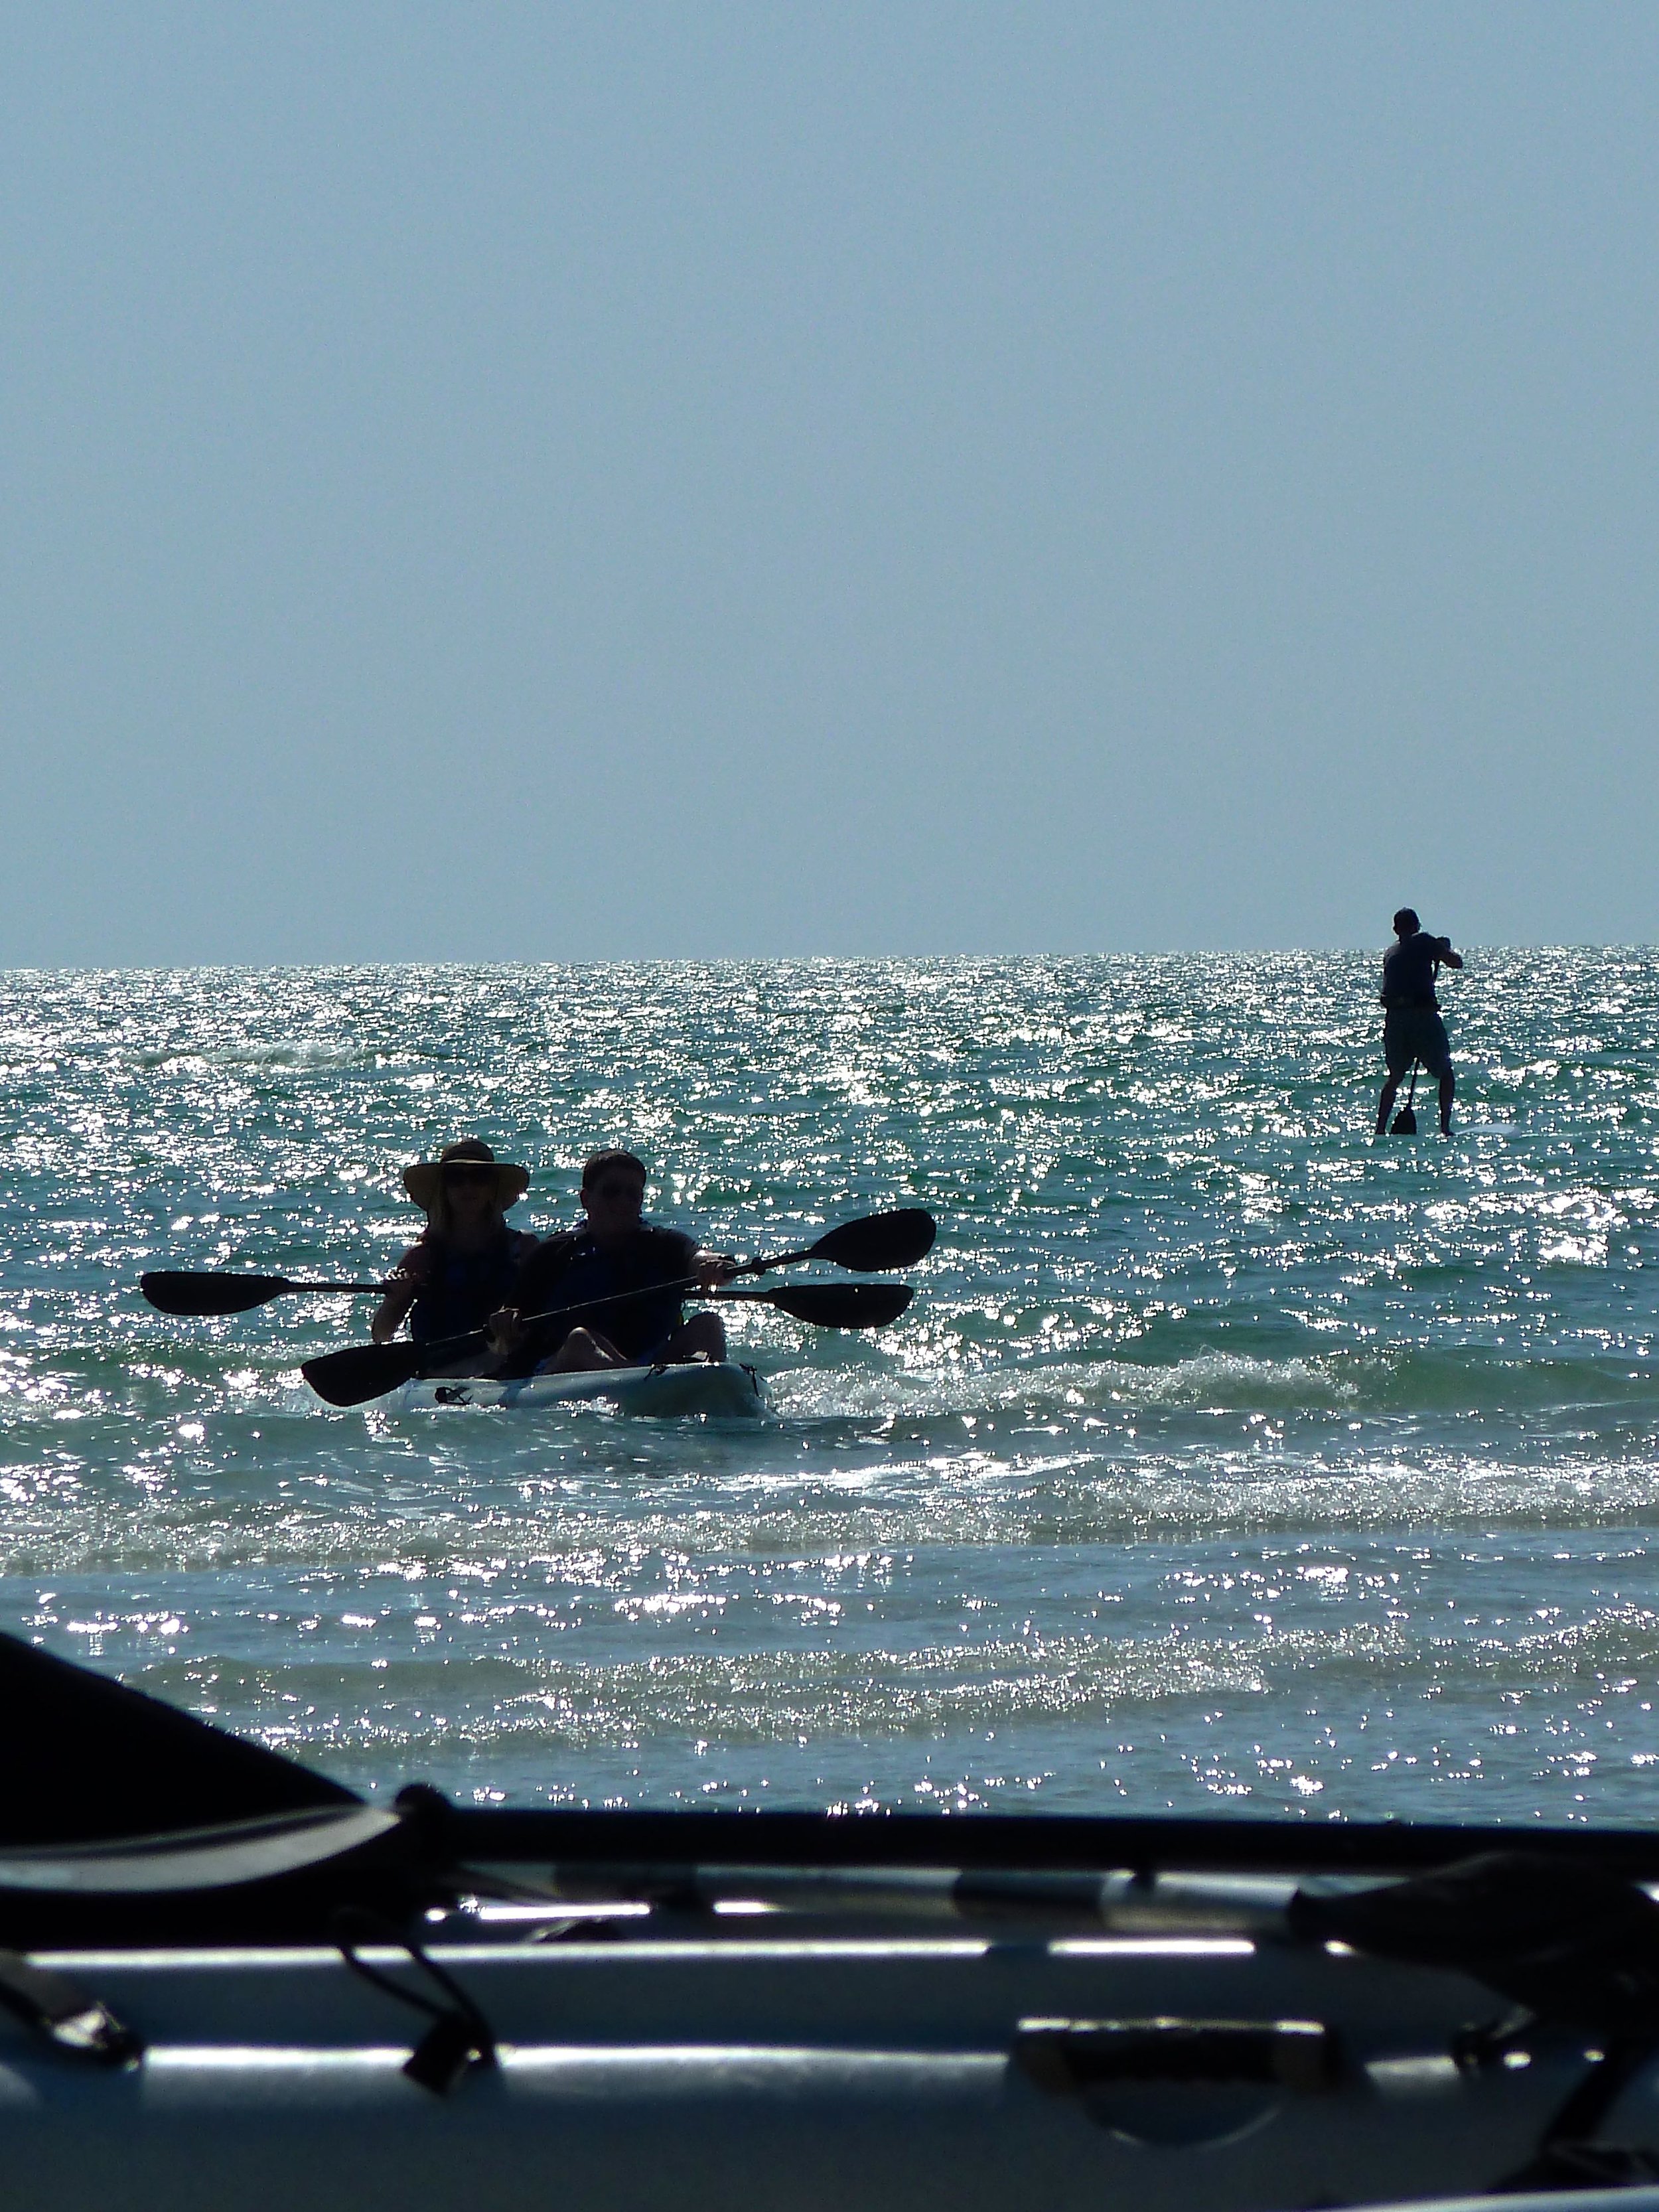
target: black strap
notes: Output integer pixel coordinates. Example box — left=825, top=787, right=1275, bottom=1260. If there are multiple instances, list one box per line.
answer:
left=333, top=1908, right=495, bottom=2095
left=1496, top=2036, right=1659, bottom=2192
left=0, top=1950, right=143, bottom=2067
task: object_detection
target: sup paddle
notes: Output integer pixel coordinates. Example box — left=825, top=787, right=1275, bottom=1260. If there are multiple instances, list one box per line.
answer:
left=140, top=1208, right=936, bottom=1322
left=302, top=1279, right=914, bottom=1409
left=1390, top=1061, right=1420, bottom=1136
left=141, top=1272, right=387, bottom=1317
left=1388, top=950, right=1445, bottom=1136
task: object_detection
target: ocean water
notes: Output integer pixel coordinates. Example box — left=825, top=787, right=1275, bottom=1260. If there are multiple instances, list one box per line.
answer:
left=3, top=951, right=1658, bottom=1828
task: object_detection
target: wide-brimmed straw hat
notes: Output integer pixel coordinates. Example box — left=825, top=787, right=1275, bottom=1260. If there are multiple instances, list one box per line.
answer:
left=402, top=1138, right=530, bottom=1213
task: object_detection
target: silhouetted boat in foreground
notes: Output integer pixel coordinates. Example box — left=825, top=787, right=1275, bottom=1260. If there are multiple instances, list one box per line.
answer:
left=1, top=1629, right=1656, bottom=2211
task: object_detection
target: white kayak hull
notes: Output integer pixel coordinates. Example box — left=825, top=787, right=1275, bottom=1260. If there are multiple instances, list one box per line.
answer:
left=395, top=1361, right=769, bottom=1419
left=0, top=1921, right=1623, bottom=2212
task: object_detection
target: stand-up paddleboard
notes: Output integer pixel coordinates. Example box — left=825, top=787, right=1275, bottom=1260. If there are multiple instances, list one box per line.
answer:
left=395, top=1361, right=770, bottom=1420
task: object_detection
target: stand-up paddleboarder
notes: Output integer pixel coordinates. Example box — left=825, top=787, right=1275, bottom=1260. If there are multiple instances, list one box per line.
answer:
left=1375, top=908, right=1464, bottom=1137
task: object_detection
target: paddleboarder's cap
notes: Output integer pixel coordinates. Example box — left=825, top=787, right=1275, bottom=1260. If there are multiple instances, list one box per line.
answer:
left=403, top=1138, right=529, bottom=1213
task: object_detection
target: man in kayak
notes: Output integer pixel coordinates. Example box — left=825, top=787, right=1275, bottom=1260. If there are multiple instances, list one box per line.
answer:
left=1375, top=909, right=1465, bottom=1137
left=371, top=1138, right=538, bottom=1372
left=488, top=1149, right=738, bottom=1374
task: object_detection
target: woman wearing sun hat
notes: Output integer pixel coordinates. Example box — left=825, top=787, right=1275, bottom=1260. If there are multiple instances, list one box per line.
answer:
left=370, top=1140, right=539, bottom=1365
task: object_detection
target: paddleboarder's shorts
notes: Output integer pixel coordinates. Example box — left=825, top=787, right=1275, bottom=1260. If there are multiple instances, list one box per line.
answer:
left=1384, top=1006, right=1452, bottom=1079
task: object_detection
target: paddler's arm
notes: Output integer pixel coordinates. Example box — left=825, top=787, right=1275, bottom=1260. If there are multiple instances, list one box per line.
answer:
left=1435, top=938, right=1465, bottom=970
left=485, top=1307, right=524, bottom=1360
left=371, top=1244, right=429, bottom=1344
left=487, top=1252, right=737, bottom=1356
left=370, top=1283, right=416, bottom=1344
left=481, top=1238, right=571, bottom=1367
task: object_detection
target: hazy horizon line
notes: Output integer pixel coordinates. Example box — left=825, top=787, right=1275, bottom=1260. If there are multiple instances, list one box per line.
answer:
left=1, top=941, right=1651, bottom=980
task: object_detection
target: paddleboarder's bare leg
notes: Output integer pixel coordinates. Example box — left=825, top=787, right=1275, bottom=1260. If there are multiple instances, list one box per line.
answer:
left=1376, top=1076, right=1399, bottom=1137
left=1439, top=1072, right=1455, bottom=1136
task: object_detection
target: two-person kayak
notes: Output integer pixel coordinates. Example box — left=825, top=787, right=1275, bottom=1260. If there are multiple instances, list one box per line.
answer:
left=396, top=1361, right=770, bottom=1419
left=141, top=1172, right=936, bottom=1418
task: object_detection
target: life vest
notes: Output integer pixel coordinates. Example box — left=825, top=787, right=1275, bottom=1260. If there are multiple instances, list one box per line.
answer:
left=511, top=1222, right=699, bottom=1364
left=409, top=1229, right=537, bottom=1343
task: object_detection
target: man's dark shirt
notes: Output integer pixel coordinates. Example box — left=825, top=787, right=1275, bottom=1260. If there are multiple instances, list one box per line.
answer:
left=1380, top=931, right=1451, bottom=1011
left=504, top=1220, right=699, bottom=1370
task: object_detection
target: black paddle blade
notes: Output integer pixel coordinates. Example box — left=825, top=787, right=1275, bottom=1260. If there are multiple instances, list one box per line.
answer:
left=806, top=1209, right=937, bottom=1273
left=141, top=1270, right=296, bottom=1317
left=302, top=1339, right=427, bottom=1409
left=1390, top=1107, right=1418, bottom=1135
left=760, top=1282, right=913, bottom=1329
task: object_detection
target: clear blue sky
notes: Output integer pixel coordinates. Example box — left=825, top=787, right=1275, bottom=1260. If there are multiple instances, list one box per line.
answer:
left=3, top=4, right=1656, bottom=964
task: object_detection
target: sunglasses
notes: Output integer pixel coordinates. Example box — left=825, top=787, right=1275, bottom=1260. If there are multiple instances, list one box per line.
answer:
left=443, top=1165, right=498, bottom=1188
left=589, top=1179, right=645, bottom=1203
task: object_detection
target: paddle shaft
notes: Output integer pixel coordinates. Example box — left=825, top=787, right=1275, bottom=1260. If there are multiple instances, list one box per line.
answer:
left=146, top=1207, right=933, bottom=1320
left=729, top=1211, right=932, bottom=1278
left=408, top=1270, right=723, bottom=1371
left=731, top=1241, right=831, bottom=1278
left=139, top=1271, right=392, bottom=1317
left=394, top=1213, right=932, bottom=1369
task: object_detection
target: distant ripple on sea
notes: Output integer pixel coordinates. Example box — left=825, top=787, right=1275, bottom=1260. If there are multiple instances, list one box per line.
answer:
left=2, top=951, right=1658, bottom=1824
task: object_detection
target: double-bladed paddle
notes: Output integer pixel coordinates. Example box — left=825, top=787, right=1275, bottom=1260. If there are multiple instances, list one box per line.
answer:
left=301, top=1279, right=914, bottom=1408
left=139, top=1207, right=936, bottom=1319
left=141, top=1272, right=387, bottom=1317
left=728, top=1208, right=935, bottom=1276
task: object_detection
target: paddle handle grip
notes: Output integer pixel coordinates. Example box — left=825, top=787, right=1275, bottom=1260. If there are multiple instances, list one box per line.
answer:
left=731, top=1246, right=814, bottom=1279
